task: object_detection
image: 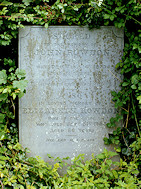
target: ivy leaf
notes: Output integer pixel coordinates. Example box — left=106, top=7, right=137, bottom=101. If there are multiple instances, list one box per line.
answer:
left=15, top=68, right=26, bottom=79
left=0, top=113, right=5, bottom=123
left=73, top=6, right=79, bottom=11
left=1, top=40, right=10, bottom=46
left=104, top=137, right=110, bottom=145
left=0, top=70, right=7, bottom=84
left=0, top=132, right=5, bottom=141
left=131, top=74, right=139, bottom=85
left=131, top=84, right=137, bottom=89
left=18, top=92, right=25, bottom=99
left=118, top=22, right=123, bottom=28
left=54, top=163, right=60, bottom=169
left=61, top=8, right=64, bottom=13
left=0, top=20, right=3, bottom=26
left=0, top=93, right=8, bottom=101
left=0, top=1, right=13, bottom=6
left=0, top=155, right=9, bottom=160
left=115, top=7, right=121, bottom=12
left=104, top=14, right=110, bottom=19
left=45, top=23, right=48, bottom=28
left=122, top=82, right=129, bottom=86
left=12, top=93, right=16, bottom=100
left=57, top=4, right=63, bottom=9
left=13, top=3, right=25, bottom=8
left=22, top=0, right=32, bottom=6
left=137, top=96, right=141, bottom=104
left=96, top=153, right=105, bottom=159
left=13, top=80, right=28, bottom=92
left=9, top=67, right=15, bottom=72
left=110, top=15, right=115, bottom=21
left=139, top=47, right=141, bottom=53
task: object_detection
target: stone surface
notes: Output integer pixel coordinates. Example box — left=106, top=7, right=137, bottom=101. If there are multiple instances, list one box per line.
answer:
left=19, top=26, right=124, bottom=160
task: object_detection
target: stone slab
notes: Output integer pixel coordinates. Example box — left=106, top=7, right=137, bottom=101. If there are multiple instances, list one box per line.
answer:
left=19, top=26, right=124, bottom=160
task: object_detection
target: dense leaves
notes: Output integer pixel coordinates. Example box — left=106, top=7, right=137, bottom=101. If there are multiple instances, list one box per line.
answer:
left=0, top=0, right=140, bottom=188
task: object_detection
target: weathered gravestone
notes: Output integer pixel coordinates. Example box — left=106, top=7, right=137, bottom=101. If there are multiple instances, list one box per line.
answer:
left=19, top=26, right=124, bottom=161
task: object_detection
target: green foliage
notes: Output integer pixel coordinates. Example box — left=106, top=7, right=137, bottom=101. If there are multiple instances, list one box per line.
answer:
left=0, top=141, right=60, bottom=188
left=0, top=59, right=27, bottom=147
left=0, top=0, right=140, bottom=188
left=0, top=144, right=140, bottom=188
left=58, top=147, right=139, bottom=188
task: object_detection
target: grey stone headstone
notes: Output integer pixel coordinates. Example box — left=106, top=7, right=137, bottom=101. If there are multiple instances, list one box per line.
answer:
left=19, top=26, right=124, bottom=161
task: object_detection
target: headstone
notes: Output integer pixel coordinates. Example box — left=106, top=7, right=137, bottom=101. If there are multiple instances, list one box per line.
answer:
left=19, top=26, right=124, bottom=161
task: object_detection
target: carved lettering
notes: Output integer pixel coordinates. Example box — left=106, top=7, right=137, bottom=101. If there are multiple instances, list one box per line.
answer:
left=34, top=48, right=113, bottom=57
left=19, top=26, right=123, bottom=160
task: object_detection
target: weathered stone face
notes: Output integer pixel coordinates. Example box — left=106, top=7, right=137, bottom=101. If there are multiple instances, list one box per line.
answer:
left=19, top=26, right=124, bottom=160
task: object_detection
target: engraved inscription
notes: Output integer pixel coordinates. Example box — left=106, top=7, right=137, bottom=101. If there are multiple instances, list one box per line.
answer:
left=19, top=26, right=124, bottom=160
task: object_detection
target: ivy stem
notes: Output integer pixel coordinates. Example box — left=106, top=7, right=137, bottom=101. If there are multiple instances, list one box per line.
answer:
left=111, top=101, right=128, bottom=112
left=131, top=94, right=141, bottom=137
left=0, top=180, right=4, bottom=189
left=0, top=15, right=42, bottom=20
left=122, top=131, right=130, bottom=150
left=108, top=69, right=122, bottom=82
left=125, top=102, right=130, bottom=128
left=11, top=97, right=15, bottom=117
left=130, top=16, right=141, bottom=25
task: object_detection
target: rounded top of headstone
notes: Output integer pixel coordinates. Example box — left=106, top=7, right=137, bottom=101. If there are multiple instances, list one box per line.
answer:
left=112, top=27, right=124, bottom=38
left=19, top=26, right=31, bottom=38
